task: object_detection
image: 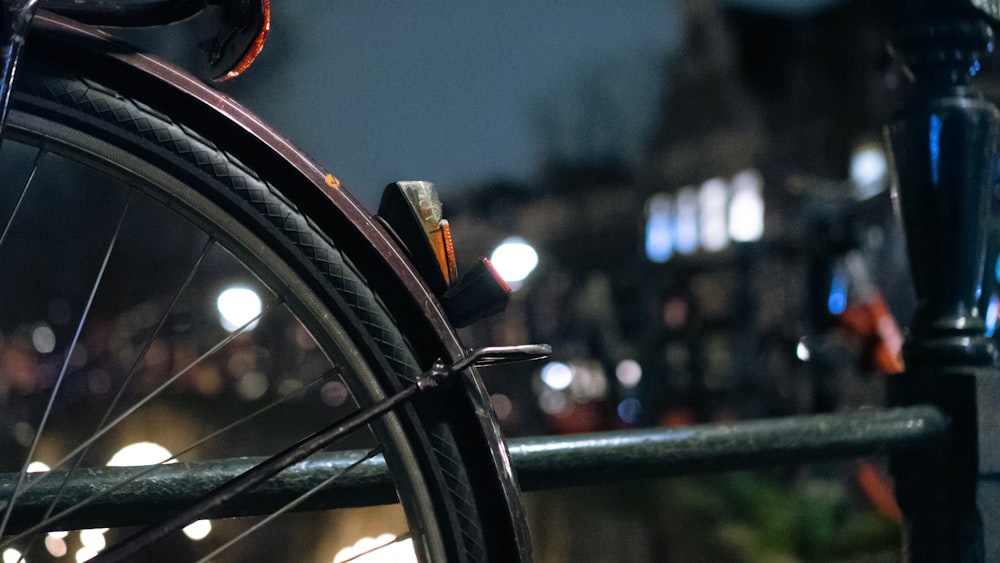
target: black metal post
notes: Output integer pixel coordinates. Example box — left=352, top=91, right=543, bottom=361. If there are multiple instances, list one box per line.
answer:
left=886, top=2, right=1000, bottom=560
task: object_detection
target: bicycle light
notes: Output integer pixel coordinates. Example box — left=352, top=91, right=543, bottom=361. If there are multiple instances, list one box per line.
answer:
left=378, top=181, right=510, bottom=327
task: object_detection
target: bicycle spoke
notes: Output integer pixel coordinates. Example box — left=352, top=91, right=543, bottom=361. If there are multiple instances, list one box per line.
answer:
left=93, top=369, right=434, bottom=563
left=194, top=447, right=384, bottom=563
left=0, top=194, right=131, bottom=538
left=337, top=531, right=414, bottom=563
left=103, top=236, right=216, bottom=423
left=0, top=148, right=43, bottom=251
left=0, top=299, right=281, bottom=513
left=27, top=237, right=216, bottom=534
left=0, top=369, right=330, bottom=548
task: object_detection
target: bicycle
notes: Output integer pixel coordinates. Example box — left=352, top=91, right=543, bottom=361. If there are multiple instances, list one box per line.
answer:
left=0, top=1, right=551, bottom=561
left=0, top=1, right=997, bottom=562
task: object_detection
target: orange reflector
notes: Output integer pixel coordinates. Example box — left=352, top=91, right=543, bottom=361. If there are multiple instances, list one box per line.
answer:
left=429, top=220, right=459, bottom=286
left=219, top=0, right=271, bottom=81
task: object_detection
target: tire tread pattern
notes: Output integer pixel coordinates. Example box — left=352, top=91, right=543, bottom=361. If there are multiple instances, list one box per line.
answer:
left=16, top=69, right=489, bottom=562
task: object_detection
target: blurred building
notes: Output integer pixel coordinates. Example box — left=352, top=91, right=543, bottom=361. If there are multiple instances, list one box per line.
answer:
left=451, top=0, right=917, bottom=438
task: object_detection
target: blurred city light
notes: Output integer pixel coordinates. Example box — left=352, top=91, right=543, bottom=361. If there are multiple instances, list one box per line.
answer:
left=216, top=286, right=263, bottom=332
left=333, top=534, right=416, bottom=563
left=489, top=237, right=539, bottom=290
left=490, top=393, right=514, bottom=421
left=988, top=295, right=999, bottom=338
left=108, top=442, right=212, bottom=542
left=615, top=359, right=643, bottom=388
left=27, top=461, right=50, bottom=473
left=647, top=169, right=764, bottom=262
left=182, top=519, right=212, bottom=541
left=79, top=529, right=107, bottom=552
left=31, top=325, right=56, bottom=354
left=699, top=178, right=729, bottom=252
left=617, top=398, right=642, bottom=424
left=540, top=362, right=573, bottom=391
left=645, top=194, right=674, bottom=263
left=674, top=187, right=699, bottom=254
left=107, top=442, right=172, bottom=467
left=729, top=169, right=765, bottom=242
left=827, top=267, right=849, bottom=315
left=45, top=533, right=68, bottom=557
left=850, top=142, right=888, bottom=199
left=796, top=340, right=812, bottom=362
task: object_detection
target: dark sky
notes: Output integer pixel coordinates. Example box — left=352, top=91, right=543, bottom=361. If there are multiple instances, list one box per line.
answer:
left=218, top=2, right=680, bottom=207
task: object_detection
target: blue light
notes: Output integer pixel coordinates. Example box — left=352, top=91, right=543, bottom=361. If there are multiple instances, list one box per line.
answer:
left=995, top=255, right=1000, bottom=283
left=929, top=114, right=942, bottom=184
left=971, top=60, right=982, bottom=76
left=987, top=295, right=999, bottom=338
left=827, top=268, right=849, bottom=315
left=617, top=398, right=642, bottom=424
left=645, top=195, right=673, bottom=263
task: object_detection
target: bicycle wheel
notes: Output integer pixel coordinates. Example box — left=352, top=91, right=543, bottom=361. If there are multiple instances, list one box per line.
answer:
left=0, top=12, right=528, bottom=563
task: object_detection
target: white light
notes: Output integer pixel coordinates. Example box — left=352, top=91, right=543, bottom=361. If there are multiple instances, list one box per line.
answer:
left=79, top=529, right=106, bottom=552
left=3, top=548, right=23, bottom=563
left=27, top=461, right=50, bottom=473
left=699, top=178, right=729, bottom=252
left=675, top=187, right=699, bottom=254
left=333, top=534, right=416, bottom=563
left=75, top=547, right=98, bottom=563
left=107, top=442, right=173, bottom=467
left=183, top=519, right=212, bottom=541
left=615, top=359, right=643, bottom=388
left=540, top=362, right=573, bottom=391
left=236, top=371, right=269, bottom=401
left=645, top=194, right=673, bottom=263
left=490, top=393, right=514, bottom=421
left=568, top=362, right=608, bottom=400
left=45, top=534, right=67, bottom=558
left=216, top=286, right=263, bottom=332
left=729, top=170, right=765, bottom=243
left=489, top=237, right=538, bottom=290
left=851, top=143, right=888, bottom=198
left=538, top=388, right=570, bottom=415
left=32, top=325, right=56, bottom=354
left=796, top=341, right=811, bottom=362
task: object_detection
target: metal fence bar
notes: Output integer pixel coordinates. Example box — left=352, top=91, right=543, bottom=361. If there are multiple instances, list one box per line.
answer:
left=511, top=404, right=947, bottom=491
left=0, top=405, right=946, bottom=532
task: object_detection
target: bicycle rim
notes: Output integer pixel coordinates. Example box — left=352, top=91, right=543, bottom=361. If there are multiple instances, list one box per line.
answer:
left=0, top=56, right=521, bottom=562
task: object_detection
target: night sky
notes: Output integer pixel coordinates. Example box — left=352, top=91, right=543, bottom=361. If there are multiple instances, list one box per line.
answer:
left=219, top=2, right=681, bottom=207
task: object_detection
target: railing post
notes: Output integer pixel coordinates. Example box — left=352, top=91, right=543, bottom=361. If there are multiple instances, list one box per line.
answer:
left=886, top=2, right=1000, bottom=560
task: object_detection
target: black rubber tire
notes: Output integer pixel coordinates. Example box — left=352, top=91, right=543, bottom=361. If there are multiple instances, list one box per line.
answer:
left=0, top=56, right=521, bottom=562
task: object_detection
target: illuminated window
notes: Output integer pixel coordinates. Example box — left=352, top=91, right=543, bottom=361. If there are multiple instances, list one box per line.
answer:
left=699, top=178, right=729, bottom=252
left=675, top=187, right=699, bottom=254
left=728, top=169, right=765, bottom=242
left=645, top=194, right=673, bottom=263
